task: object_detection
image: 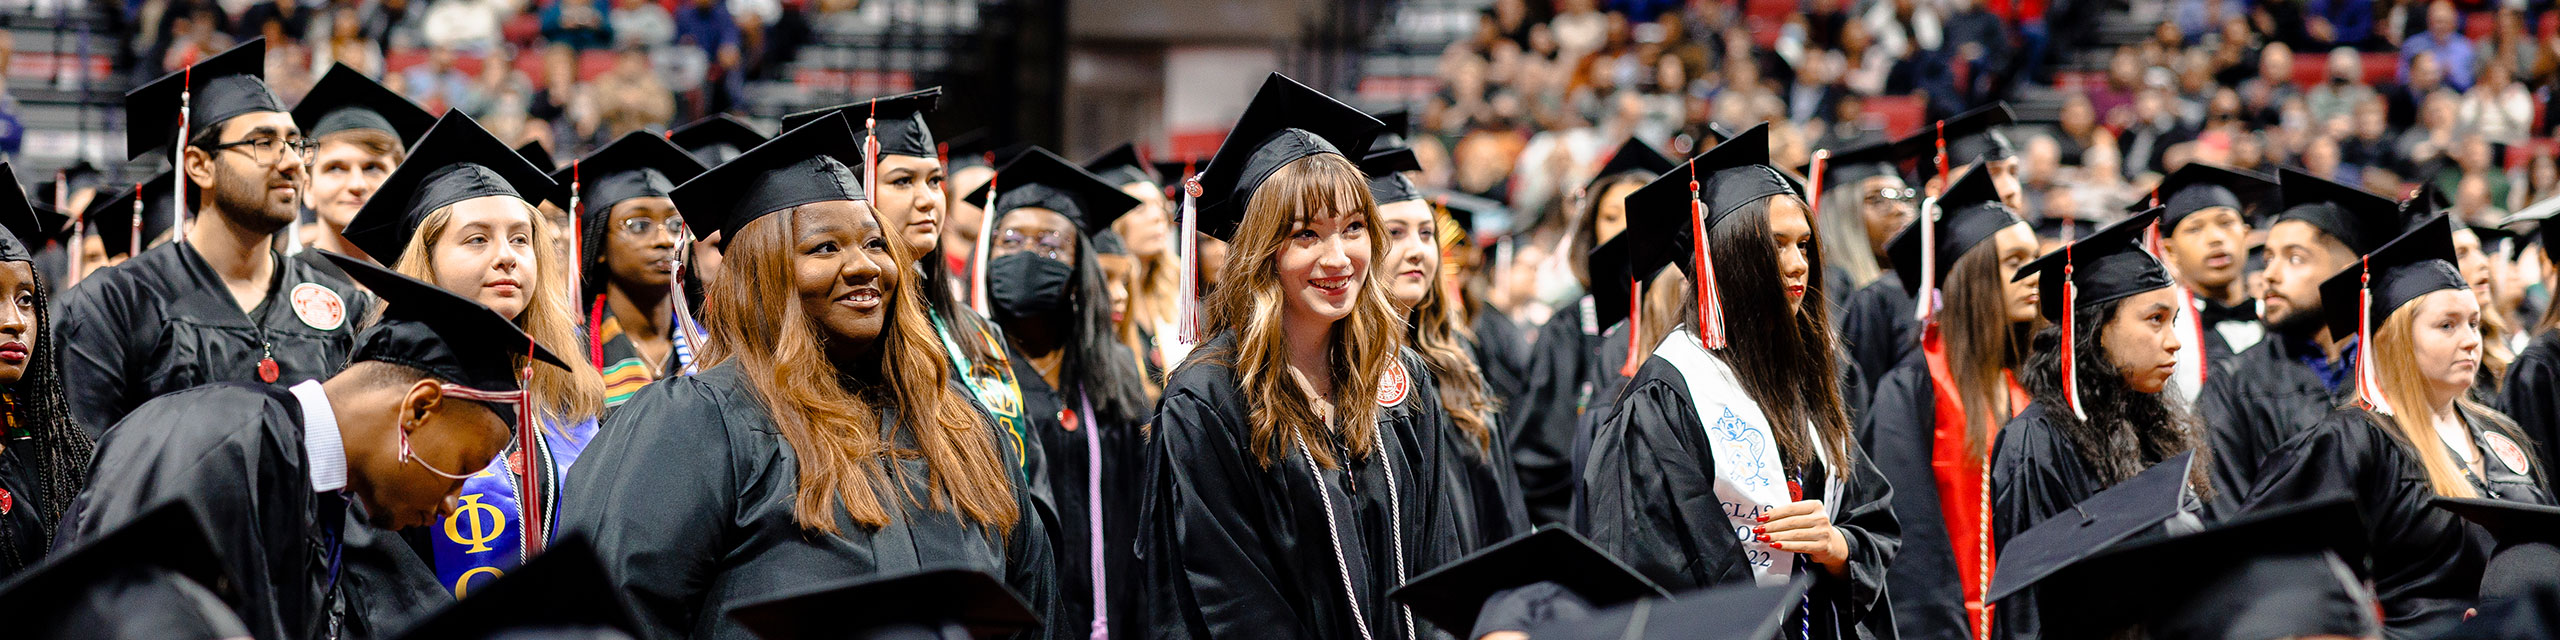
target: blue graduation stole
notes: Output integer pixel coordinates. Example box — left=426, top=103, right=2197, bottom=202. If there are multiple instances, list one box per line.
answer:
left=432, top=415, right=599, bottom=597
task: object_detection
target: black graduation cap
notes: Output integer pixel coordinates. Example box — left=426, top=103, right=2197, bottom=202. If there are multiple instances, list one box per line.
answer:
left=1998, top=497, right=2375, bottom=640
left=1619, top=124, right=1795, bottom=350
left=89, top=171, right=180, bottom=259
left=666, top=114, right=770, bottom=165
left=2447, top=582, right=2560, bottom=640
left=1090, top=229, right=1127, bottom=256
left=1358, top=123, right=1427, bottom=206
left=1888, top=161, right=2026, bottom=306
left=1389, top=527, right=1671, bottom=635
left=1987, top=451, right=2199, bottom=603
left=941, top=128, right=1027, bottom=171
left=1907, top=104, right=2017, bottom=184
left=726, top=568, right=1039, bottom=640
left=1150, top=159, right=1198, bottom=189
left=2144, top=162, right=2277, bottom=232
left=2275, top=168, right=2404, bottom=255
left=388, top=535, right=642, bottom=640
left=0, top=164, right=70, bottom=258
left=1587, top=233, right=1667, bottom=378
left=1588, top=137, right=1676, bottom=193
left=780, top=87, right=942, bottom=159
left=124, top=38, right=284, bottom=160
left=1084, top=143, right=1161, bottom=188
left=961, top=146, right=1141, bottom=237
left=1188, top=73, right=1387, bottom=243
left=2013, top=208, right=2174, bottom=324
left=0, top=500, right=250, bottom=640
left=1801, top=137, right=1913, bottom=204
left=553, top=130, right=705, bottom=227
left=2435, top=498, right=2560, bottom=620
left=1428, top=189, right=1505, bottom=239
left=515, top=141, right=558, bottom=176
left=2317, top=215, right=2465, bottom=371
left=293, top=63, right=437, bottom=148
left=2029, top=209, right=2113, bottom=242
left=1528, top=576, right=1813, bottom=640
left=32, top=159, right=107, bottom=209
left=343, top=111, right=559, bottom=265
left=671, top=112, right=867, bottom=250
left=2435, top=496, right=2560, bottom=550
left=323, top=251, right=571, bottom=398
left=2508, top=194, right=2559, bottom=251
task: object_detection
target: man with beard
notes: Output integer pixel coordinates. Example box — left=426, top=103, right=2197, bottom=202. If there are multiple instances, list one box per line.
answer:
left=56, top=39, right=371, bottom=433
left=2195, top=169, right=2403, bottom=500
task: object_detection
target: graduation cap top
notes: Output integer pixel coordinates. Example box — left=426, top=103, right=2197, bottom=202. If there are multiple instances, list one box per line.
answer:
left=2145, top=162, right=2277, bottom=232
left=1428, top=189, right=1505, bottom=239
left=2318, top=214, right=2465, bottom=349
left=666, top=114, right=770, bottom=165
left=2433, top=497, right=2560, bottom=604
left=515, top=140, right=557, bottom=176
left=1888, top=161, right=2027, bottom=299
left=1529, top=576, right=1813, bottom=640
left=0, top=164, right=70, bottom=259
left=671, top=112, right=868, bottom=250
left=1908, top=103, right=2017, bottom=183
left=2013, top=208, right=2174, bottom=324
left=2276, top=168, right=2404, bottom=255
left=1361, top=147, right=1425, bottom=205
left=1619, top=124, right=1796, bottom=350
left=780, top=87, right=942, bottom=159
left=1802, top=137, right=1913, bottom=198
left=1996, top=497, right=2374, bottom=640
left=726, top=568, right=1038, bottom=640
left=343, top=111, right=560, bottom=265
left=1084, top=143, right=1161, bottom=188
left=88, top=171, right=180, bottom=259
left=293, top=63, right=437, bottom=148
left=1987, top=451, right=2201, bottom=602
left=0, top=500, right=250, bottom=640
left=389, top=535, right=641, bottom=640
left=124, top=38, right=285, bottom=160
left=960, top=146, right=1142, bottom=236
left=2507, top=194, right=2560, bottom=250
left=554, top=130, right=706, bottom=223
left=1188, top=73, right=1388, bottom=242
left=1587, top=233, right=1667, bottom=369
left=1389, top=526, right=1671, bottom=635
left=1589, top=137, right=1677, bottom=193
left=324, top=251, right=571, bottom=397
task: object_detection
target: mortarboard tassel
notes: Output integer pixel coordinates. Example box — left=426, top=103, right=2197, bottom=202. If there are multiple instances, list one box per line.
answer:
left=129, top=182, right=143, bottom=258
left=1621, top=275, right=1643, bottom=378
left=1807, top=149, right=1828, bottom=217
left=1933, top=120, right=1949, bottom=197
left=569, top=160, right=583, bottom=298
left=1688, top=165, right=1726, bottom=350
left=1176, top=174, right=1201, bottom=346
left=174, top=65, right=191, bottom=243
left=2061, top=245, right=2086, bottom=420
left=1916, top=122, right=1948, bottom=325
left=863, top=102, right=882, bottom=230
left=970, top=168, right=999, bottom=318
left=2355, top=257, right=2393, bottom=415
left=514, top=334, right=544, bottom=557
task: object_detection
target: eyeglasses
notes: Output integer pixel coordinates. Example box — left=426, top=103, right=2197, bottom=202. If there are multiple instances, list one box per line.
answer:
left=400, top=423, right=502, bottom=480
left=620, top=215, right=688, bottom=239
left=1863, top=188, right=1917, bottom=208
left=207, top=135, right=314, bottom=165
left=997, top=228, right=1071, bottom=261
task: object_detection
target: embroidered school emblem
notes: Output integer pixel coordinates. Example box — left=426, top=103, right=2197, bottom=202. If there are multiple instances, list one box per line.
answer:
left=2483, top=432, right=2532, bottom=476
left=291, top=283, right=346, bottom=331
left=1376, top=360, right=1411, bottom=407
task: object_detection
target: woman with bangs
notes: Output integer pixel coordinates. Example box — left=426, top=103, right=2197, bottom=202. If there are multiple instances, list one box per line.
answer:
left=2248, top=215, right=2554, bottom=638
left=335, top=112, right=607, bottom=603
left=562, top=113, right=1052, bottom=640
left=1137, top=75, right=1461, bottom=639
left=1575, top=125, right=1897, bottom=640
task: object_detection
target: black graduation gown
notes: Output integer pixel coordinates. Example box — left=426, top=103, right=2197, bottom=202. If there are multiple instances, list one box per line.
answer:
left=2195, top=334, right=2351, bottom=506
left=2243, top=406, right=2557, bottom=639
left=1470, top=302, right=1529, bottom=402
left=2499, top=330, right=2560, bottom=489
left=559, top=364, right=1060, bottom=640
left=1986, top=403, right=2213, bottom=640
left=59, top=383, right=349, bottom=640
left=1576, top=356, right=1900, bottom=640
left=1137, top=334, right=1459, bottom=639
left=1392, top=346, right=1528, bottom=566
left=1511, top=296, right=1601, bottom=526
left=1855, top=355, right=1970, bottom=640
left=0, top=444, right=49, bottom=579
left=1005, top=345, right=1147, bottom=640
left=56, top=243, right=369, bottom=435
left=1839, top=272, right=1916, bottom=391
left=291, top=249, right=352, bottom=285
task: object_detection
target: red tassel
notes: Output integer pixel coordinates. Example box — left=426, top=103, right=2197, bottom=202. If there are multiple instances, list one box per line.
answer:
left=1933, top=120, right=1949, bottom=195
left=1689, top=165, right=1726, bottom=350
left=2061, top=243, right=2086, bottom=420
left=1807, top=150, right=1829, bottom=214
left=1621, top=275, right=1643, bottom=378
left=517, top=331, right=543, bottom=557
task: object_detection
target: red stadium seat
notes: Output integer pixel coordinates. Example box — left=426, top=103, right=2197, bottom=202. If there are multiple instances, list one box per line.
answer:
left=1861, top=95, right=1925, bottom=139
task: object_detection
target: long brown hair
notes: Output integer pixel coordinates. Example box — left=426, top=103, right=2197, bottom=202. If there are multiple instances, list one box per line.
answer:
left=2021, top=297, right=2212, bottom=493
left=1698, top=195, right=1857, bottom=481
left=392, top=199, right=606, bottom=425
left=2367, top=293, right=2546, bottom=498
left=698, top=203, right=1019, bottom=534
left=1408, top=228, right=1497, bottom=454
left=1942, top=237, right=2040, bottom=457
left=1201, top=153, right=1405, bottom=468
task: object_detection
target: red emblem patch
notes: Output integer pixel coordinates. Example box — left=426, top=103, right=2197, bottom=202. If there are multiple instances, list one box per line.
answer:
left=2484, top=432, right=2532, bottom=476
left=291, top=283, right=346, bottom=331
left=0, top=487, right=13, bottom=515
left=1375, top=360, right=1411, bottom=407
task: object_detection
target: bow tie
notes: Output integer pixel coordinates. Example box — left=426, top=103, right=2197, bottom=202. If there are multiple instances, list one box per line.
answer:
left=2198, top=297, right=2259, bottom=325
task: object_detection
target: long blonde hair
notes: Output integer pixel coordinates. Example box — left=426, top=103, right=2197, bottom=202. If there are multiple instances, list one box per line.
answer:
left=1201, top=153, right=1405, bottom=468
left=392, top=199, right=605, bottom=426
left=1408, top=204, right=1496, bottom=454
left=698, top=203, right=1019, bottom=535
left=2367, top=293, right=2541, bottom=498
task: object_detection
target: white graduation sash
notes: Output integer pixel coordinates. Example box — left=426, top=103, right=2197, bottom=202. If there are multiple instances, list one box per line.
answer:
left=1652, top=328, right=1841, bottom=586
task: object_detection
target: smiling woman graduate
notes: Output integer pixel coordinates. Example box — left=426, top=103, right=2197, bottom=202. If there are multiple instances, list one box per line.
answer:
left=559, top=112, right=1054, bottom=640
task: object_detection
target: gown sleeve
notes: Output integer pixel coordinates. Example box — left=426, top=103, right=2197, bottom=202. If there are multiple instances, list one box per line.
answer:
left=54, top=275, right=143, bottom=435
left=1574, top=377, right=1736, bottom=591
left=2498, top=340, right=2560, bottom=484
left=1510, top=313, right=1589, bottom=526
left=2195, top=362, right=2267, bottom=502
left=2242, top=410, right=2487, bottom=637
left=992, top=411, right=1065, bottom=640
left=557, top=378, right=738, bottom=640
left=1827, top=443, right=1901, bottom=633
left=1137, top=389, right=1308, bottom=639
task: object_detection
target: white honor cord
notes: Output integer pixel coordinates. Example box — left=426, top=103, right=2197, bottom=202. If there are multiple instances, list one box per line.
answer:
left=1295, top=421, right=1411, bottom=640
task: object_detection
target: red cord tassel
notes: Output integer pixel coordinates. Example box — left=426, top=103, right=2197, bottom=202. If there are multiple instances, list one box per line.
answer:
left=2061, top=244, right=2086, bottom=420
left=1622, top=275, right=1643, bottom=377
left=1689, top=165, right=1725, bottom=349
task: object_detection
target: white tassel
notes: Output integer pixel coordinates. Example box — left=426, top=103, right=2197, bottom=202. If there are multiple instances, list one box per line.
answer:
left=1176, top=176, right=1201, bottom=346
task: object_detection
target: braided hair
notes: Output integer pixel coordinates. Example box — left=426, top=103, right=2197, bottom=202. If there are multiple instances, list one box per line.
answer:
left=0, top=265, right=94, bottom=573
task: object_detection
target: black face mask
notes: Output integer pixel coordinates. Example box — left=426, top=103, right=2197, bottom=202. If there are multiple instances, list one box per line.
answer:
left=987, top=251, right=1075, bottom=323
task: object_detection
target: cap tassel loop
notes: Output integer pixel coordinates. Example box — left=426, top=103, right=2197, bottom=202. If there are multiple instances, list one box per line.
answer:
left=1176, top=175, right=1202, bottom=346
left=2061, top=247, right=2087, bottom=420
left=2356, top=257, right=2394, bottom=415
left=1933, top=120, right=1950, bottom=195
left=128, top=183, right=143, bottom=258
left=1688, top=166, right=1726, bottom=350
left=1917, top=122, right=1948, bottom=325
left=970, top=169, right=999, bottom=318
left=568, top=160, right=583, bottom=296
left=1621, top=275, right=1643, bottom=377
left=515, top=334, right=544, bottom=557
left=174, top=65, right=191, bottom=243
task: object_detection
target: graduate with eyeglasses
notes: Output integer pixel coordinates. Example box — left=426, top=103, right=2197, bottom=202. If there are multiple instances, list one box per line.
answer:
left=549, top=130, right=711, bottom=408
